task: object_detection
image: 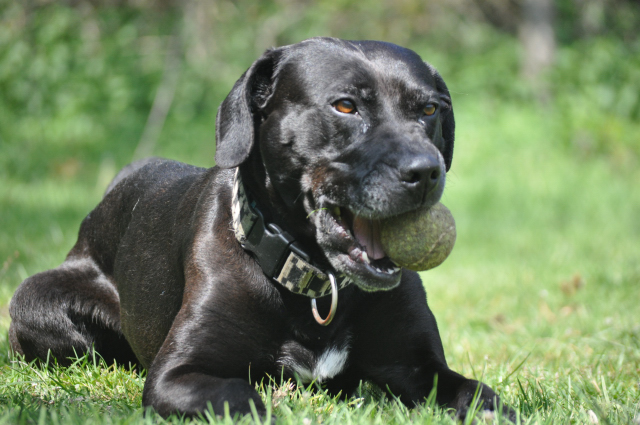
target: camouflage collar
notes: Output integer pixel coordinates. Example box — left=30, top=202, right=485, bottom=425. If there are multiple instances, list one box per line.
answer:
left=231, top=168, right=353, bottom=300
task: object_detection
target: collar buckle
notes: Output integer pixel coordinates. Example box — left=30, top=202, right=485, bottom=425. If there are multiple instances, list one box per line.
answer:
left=242, top=207, right=309, bottom=278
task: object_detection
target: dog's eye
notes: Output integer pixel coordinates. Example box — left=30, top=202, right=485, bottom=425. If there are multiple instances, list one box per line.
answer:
left=423, top=104, right=437, bottom=116
left=333, top=99, right=356, bottom=114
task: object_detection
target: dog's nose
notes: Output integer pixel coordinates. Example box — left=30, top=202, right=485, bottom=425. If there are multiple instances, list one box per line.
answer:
left=399, top=156, right=442, bottom=197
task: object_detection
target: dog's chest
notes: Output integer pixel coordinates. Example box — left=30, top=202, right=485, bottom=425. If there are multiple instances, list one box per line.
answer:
left=277, top=338, right=350, bottom=384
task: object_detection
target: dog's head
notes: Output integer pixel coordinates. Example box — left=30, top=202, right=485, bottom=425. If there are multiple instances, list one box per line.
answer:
left=215, top=37, right=455, bottom=291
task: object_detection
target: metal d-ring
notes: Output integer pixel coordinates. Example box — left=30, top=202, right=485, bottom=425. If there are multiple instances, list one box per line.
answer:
left=311, top=272, right=338, bottom=326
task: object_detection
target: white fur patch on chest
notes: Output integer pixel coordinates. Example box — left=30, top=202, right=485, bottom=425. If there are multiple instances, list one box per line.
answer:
left=289, top=345, right=350, bottom=384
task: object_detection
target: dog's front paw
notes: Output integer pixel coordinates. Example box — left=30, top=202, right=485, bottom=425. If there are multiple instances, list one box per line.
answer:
left=209, top=378, right=269, bottom=417
left=449, top=380, right=517, bottom=423
left=144, top=375, right=270, bottom=419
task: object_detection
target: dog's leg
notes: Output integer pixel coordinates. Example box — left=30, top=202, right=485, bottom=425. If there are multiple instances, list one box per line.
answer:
left=140, top=293, right=276, bottom=419
left=350, top=275, right=514, bottom=420
left=142, top=348, right=269, bottom=418
left=9, top=257, right=138, bottom=368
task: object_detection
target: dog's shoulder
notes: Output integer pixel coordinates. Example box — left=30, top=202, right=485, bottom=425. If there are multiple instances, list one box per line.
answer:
left=77, top=160, right=226, bottom=265
left=105, top=158, right=208, bottom=197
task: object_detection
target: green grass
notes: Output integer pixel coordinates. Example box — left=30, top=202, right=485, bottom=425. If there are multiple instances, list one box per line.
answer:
left=2, top=2, right=640, bottom=424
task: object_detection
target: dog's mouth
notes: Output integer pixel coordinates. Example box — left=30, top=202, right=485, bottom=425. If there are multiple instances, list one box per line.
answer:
left=317, top=204, right=402, bottom=291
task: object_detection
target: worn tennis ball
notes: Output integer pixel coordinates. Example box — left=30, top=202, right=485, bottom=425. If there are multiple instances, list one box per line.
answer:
left=380, top=202, right=456, bottom=271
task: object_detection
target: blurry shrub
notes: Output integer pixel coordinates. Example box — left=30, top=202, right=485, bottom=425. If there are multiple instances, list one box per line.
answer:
left=0, top=2, right=180, bottom=180
left=552, top=38, right=640, bottom=165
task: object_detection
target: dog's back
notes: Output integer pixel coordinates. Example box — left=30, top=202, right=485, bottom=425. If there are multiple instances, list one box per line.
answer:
left=104, top=157, right=162, bottom=196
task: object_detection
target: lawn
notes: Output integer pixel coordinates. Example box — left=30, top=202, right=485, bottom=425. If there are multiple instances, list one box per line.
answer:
left=1, top=2, right=639, bottom=424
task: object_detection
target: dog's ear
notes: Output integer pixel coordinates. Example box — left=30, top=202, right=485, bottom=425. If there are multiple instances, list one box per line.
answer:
left=428, top=65, right=455, bottom=171
left=215, top=48, right=283, bottom=169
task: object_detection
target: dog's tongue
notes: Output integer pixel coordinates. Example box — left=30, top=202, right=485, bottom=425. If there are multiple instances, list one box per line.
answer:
left=352, top=216, right=386, bottom=260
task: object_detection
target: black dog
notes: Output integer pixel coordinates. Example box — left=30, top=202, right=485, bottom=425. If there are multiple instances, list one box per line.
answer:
left=10, top=38, right=512, bottom=420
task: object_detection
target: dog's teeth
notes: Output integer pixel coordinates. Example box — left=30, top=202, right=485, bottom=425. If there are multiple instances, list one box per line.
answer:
left=362, top=251, right=371, bottom=264
left=375, top=267, right=382, bottom=273
left=393, top=267, right=401, bottom=273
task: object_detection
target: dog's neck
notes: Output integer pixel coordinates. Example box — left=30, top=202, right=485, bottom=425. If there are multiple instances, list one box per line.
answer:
left=231, top=167, right=353, bottom=298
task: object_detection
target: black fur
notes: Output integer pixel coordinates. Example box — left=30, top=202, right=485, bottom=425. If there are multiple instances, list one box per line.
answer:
left=10, top=38, right=513, bottom=420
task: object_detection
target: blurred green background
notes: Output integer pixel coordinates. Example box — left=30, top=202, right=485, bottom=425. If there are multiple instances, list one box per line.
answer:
left=0, top=0, right=639, bottom=419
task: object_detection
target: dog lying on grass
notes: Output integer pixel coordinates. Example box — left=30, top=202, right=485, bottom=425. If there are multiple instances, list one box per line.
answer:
left=10, top=37, right=515, bottom=421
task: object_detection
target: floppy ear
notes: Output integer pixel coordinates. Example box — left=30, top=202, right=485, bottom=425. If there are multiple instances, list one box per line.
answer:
left=428, top=65, right=455, bottom=171
left=215, top=48, right=283, bottom=169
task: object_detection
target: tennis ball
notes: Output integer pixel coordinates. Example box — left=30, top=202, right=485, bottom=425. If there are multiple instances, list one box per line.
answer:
left=380, top=202, right=456, bottom=271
